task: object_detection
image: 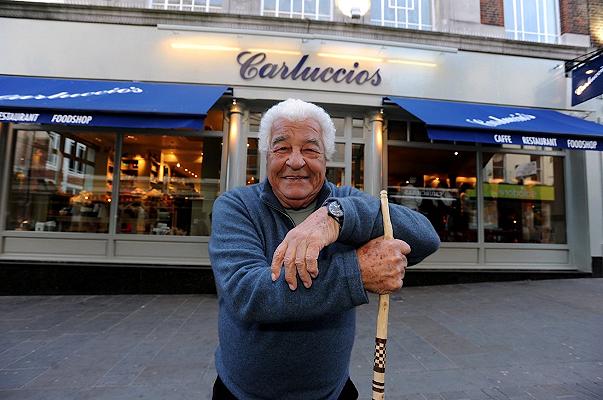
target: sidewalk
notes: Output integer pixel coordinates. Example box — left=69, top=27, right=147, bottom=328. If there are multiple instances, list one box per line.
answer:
left=1, top=278, right=602, bottom=399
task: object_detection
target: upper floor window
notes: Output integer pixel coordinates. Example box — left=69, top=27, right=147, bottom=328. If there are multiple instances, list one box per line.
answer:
left=151, top=0, right=222, bottom=12
left=262, top=0, right=333, bottom=21
left=504, top=0, right=559, bottom=43
left=371, top=0, right=432, bottom=30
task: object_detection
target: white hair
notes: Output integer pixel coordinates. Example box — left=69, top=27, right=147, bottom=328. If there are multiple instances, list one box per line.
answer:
left=258, top=98, right=336, bottom=160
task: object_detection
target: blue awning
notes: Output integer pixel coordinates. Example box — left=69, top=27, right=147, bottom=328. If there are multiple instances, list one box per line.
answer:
left=0, top=75, right=227, bottom=130
left=386, top=97, right=603, bottom=151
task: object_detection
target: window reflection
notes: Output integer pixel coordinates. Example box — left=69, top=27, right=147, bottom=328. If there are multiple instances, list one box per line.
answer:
left=326, top=167, right=344, bottom=187
left=8, top=130, right=114, bottom=233
left=482, top=152, right=566, bottom=243
left=388, top=147, right=477, bottom=242
left=117, top=134, right=221, bottom=236
left=246, top=138, right=260, bottom=185
left=352, top=144, right=364, bottom=190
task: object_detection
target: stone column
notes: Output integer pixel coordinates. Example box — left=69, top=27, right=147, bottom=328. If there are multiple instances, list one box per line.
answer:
left=226, top=101, right=245, bottom=190
left=366, top=111, right=385, bottom=197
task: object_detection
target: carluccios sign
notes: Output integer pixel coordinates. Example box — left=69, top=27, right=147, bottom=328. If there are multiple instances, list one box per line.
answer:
left=466, top=112, right=536, bottom=127
left=237, top=51, right=382, bottom=86
left=572, top=54, right=603, bottom=106
left=0, top=86, right=144, bottom=101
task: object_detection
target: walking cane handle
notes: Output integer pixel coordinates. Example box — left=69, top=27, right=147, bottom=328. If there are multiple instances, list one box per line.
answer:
left=372, top=190, right=393, bottom=400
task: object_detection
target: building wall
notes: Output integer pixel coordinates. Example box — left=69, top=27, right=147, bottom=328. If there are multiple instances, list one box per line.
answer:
left=588, top=0, right=603, bottom=46
left=480, top=0, right=504, bottom=26
left=560, top=0, right=590, bottom=35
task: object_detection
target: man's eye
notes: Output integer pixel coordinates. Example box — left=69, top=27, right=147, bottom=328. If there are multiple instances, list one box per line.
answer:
left=302, top=148, right=321, bottom=157
left=273, top=147, right=290, bottom=154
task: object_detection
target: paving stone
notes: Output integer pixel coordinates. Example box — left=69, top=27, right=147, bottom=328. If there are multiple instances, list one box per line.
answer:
left=0, top=368, right=48, bottom=389
left=440, top=390, right=472, bottom=399
left=0, top=339, right=48, bottom=369
left=0, top=388, right=81, bottom=400
left=6, top=333, right=97, bottom=369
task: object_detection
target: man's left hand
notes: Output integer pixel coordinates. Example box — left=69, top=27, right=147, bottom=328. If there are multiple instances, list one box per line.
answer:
left=271, top=206, right=340, bottom=290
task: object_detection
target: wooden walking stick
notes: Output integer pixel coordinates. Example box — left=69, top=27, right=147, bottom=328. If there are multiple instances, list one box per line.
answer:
left=372, top=190, right=393, bottom=400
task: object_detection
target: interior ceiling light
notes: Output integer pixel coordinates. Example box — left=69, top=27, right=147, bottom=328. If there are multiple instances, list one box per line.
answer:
left=248, top=48, right=302, bottom=56
left=317, top=52, right=383, bottom=63
left=171, top=43, right=241, bottom=52
left=387, top=59, right=437, bottom=67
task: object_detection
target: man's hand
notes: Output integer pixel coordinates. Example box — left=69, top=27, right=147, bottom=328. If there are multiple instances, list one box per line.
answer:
left=357, top=237, right=410, bottom=294
left=271, top=206, right=340, bottom=290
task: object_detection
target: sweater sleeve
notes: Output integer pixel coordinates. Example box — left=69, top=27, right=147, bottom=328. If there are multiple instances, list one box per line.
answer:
left=209, top=192, right=369, bottom=325
left=333, top=188, right=440, bottom=266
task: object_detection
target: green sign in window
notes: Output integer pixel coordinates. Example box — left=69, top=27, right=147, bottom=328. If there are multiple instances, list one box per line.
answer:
left=467, top=183, right=555, bottom=201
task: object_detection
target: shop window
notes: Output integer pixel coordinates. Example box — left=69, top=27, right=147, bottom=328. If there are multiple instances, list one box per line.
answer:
left=249, top=113, right=262, bottom=133
left=409, top=122, right=430, bottom=142
left=332, top=117, right=345, bottom=138
left=387, top=120, right=408, bottom=141
left=371, top=0, right=432, bottom=30
left=204, top=109, right=224, bottom=131
left=117, top=134, right=221, bottom=236
left=262, top=0, right=333, bottom=20
left=504, top=0, right=559, bottom=43
left=46, top=132, right=60, bottom=170
left=387, top=120, right=430, bottom=142
left=351, top=144, right=364, bottom=190
left=246, top=138, right=260, bottom=185
left=352, top=118, right=365, bottom=139
left=331, top=143, right=345, bottom=163
left=326, top=167, right=345, bottom=187
left=7, top=130, right=115, bottom=233
left=151, top=0, right=222, bottom=12
left=482, top=152, right=566, bottom=243
left=388, top=147, right=478, bottom=242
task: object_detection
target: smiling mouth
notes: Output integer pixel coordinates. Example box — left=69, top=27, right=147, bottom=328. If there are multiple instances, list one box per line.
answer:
left=282, top=176, right=308, bottom=180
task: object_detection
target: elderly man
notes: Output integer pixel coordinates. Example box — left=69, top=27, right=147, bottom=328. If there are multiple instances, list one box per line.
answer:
left=209, top=99, right=440, bottom=400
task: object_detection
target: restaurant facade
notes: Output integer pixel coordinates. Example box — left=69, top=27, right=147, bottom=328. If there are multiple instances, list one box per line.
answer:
left=0, top=1, right=602, bottom=277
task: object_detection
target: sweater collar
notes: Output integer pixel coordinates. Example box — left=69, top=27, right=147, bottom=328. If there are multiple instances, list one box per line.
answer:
left=259, top=179, right=333, bottom=212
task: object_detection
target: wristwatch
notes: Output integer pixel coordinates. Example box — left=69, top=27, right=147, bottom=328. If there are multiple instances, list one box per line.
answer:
left=325, top=200, right=344, bottom=228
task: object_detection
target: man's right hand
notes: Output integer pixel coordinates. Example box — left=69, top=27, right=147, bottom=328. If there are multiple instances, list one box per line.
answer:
left=356, top=237, right=410, bottom=294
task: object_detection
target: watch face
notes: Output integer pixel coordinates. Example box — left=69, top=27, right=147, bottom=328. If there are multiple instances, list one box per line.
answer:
left=328, top=201, right=344, bottom=218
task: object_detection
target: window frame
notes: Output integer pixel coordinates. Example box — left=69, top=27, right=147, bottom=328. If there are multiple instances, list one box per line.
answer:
left=370, top=0, right=434, bottom=31
left=261, top=0, right=334, bottom=21
left=504, top=0, right=561, bottom=44
left=151, top=0, right=222, bottom=12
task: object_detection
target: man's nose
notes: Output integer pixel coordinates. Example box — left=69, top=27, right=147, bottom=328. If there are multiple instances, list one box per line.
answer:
left=286, top=149, right=306, bottom=169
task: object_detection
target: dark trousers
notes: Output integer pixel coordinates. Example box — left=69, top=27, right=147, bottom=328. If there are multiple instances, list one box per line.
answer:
left=212, top=376, right=359, bottom=400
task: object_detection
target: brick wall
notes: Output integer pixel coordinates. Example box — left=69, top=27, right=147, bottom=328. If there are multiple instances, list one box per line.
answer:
left=560, top=0, right=589, bottom=35
left=480, top=0, right=504, bottom=26
left=589, top=0, right=603, bottom=46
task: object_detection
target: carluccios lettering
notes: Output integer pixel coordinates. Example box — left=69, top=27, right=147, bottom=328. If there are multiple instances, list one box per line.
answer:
left=237, top=51, right=382, bottom=86
left=574, top=66, right=603, bottom=96
left=0, top=86, right=143, bottom=101
left=466, top=112, right=536, bottom=127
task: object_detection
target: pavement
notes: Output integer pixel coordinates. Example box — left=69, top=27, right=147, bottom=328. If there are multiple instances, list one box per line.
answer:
left=0, top=278, right=602, bottom=400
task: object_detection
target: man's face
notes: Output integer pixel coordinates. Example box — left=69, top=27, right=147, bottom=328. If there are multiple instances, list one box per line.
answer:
left=267, top=117, right=327, bottom=209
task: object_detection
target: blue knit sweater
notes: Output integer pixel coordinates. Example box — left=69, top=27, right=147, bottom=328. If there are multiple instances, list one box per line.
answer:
left=209, top=180, right=440, bottom=400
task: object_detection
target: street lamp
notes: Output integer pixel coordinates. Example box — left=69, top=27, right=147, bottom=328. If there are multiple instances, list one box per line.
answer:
left=336, top=0, right=371, bottom=19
